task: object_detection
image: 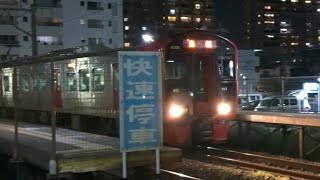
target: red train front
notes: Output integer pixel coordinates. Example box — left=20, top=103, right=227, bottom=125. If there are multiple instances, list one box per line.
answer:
left=142, top=30, right=238, bottom=147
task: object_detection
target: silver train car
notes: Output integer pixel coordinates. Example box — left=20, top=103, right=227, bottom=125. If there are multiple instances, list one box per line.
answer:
left=0, top=49, right=121, bottom=134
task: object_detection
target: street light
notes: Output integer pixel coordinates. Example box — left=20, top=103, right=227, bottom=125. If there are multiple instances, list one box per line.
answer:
left=142, top=34, right=154, bottom=43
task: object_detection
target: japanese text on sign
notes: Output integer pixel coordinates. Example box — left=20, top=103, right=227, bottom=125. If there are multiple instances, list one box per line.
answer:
left=119, top=51, right=162, bottom=151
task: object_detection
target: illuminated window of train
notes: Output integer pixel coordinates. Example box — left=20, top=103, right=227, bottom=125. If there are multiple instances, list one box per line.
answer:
left=22, top=74, right=30, bottom=92
left=67, top=73, right=77, bottom=91
left=3, top=76, right=9, bottom=91
left=39, top=73, right=46, bottom=90
left=165, top=61, right=186, bottom=80
left=219, top=59, right=234, bottom=78
left=92, top=68, right=104, bottom=92
left=31, top=74, right=38, bottom=91
left=79, top=70, right=89, bottom=91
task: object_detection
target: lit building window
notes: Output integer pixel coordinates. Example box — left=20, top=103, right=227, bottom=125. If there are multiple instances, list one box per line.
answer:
left=306, top=42, right=311, bottom=46
left=266, top=35, right=274, bottom=38
left=205, top=17, right=211, bottom=22
left=291, top=35, right=299, bottom=39
left=317, top=8, right=320, bottom=12
left=170, top=9, right=175, bottom=15
left=281, top=0, right=286, bottom=2
left=264, top=21, right=275, bottom=24
left=280, top=28, right=288, bottom=33
left=168, top=16, right=176, bottom=22
left=258, top=21, right=261, bottom=24
left=264, top=14, right=274, bottom=17
left=258, top=14, right=261, bottom=17
left=142, top=26, right=147, bottom=31
left=124, top=17, right=128, bottom=22
left=124, top=42, right=130, bottom=47
left=195, top=4, right=200, bottom=9
left=280, top=21, right=288, bottom=26
left=318, top=36, right=320, bottom=41
left=264, top=6, right=271, bottom=10
left=305, top=0, right=311, bottom=3
left=181, top=16, right=190, bottom=22
left=125, top=26, right=129, bottom=30
left=195, top=18, right=201, bottom=22
left=291, top=42, right=299, bottom=45
left=280, top=43, right=287, bottom=46
left=291, top=0, right=298, bottom=2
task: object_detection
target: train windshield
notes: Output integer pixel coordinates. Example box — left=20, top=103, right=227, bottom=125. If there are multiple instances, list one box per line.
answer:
left=165, top=53, right=218, bottom=100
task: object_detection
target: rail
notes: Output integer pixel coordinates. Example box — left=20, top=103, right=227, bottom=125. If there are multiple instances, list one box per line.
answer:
left=185, top=147, right=320, bottom=180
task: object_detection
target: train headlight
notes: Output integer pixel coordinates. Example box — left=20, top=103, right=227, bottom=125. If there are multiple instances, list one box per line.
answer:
left=217, top=103, right=231, bottom=115
left=169, top=104, right=185, bottom=118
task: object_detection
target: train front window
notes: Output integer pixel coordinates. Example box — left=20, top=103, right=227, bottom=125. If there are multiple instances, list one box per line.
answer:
left=219, top=59, right=234, bottom=78
left=165, top=61, right=186, bottom=80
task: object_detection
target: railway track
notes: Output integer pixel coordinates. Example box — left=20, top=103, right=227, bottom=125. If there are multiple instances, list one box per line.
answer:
left=159, top=169, right=202, bottom=180
left=184, top=147, right=320, bottom=180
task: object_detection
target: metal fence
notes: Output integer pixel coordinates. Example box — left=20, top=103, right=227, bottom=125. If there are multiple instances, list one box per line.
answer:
left=238, top=76, right=320, bottom=113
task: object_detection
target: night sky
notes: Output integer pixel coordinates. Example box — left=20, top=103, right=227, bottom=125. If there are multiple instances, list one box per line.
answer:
left=215, top=0, right=241, bottom=46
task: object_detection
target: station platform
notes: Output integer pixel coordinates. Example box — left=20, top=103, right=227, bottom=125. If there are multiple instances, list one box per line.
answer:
left=0, top=119, right=182, bottom=174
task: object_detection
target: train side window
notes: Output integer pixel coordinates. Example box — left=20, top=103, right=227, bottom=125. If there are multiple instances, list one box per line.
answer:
left=3, top=76, right=9, bottom=91
left=79, top=69, right=89, bottom=91
left=67, top=73, right=77, bottom=91
left=39, top=73, right=46, bottom=90
left=22, top=74, right=30, bottom=92
left=31, top=74, right=38, bottom=91
left=92, top=68, right=104, bottom=92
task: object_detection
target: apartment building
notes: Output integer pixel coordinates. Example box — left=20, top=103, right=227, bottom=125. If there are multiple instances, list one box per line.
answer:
left=0, top=0, right=123, bottom=60
left=240, top=0, right=320, bottom=76
left=123, top=0, right=215, bottom=48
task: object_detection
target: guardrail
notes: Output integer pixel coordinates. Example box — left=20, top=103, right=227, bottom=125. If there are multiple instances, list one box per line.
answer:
left=238, top=76, right=320, bottom=113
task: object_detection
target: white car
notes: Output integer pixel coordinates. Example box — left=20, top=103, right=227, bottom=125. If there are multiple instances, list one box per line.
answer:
left=254, top=96, right=310, bottom=112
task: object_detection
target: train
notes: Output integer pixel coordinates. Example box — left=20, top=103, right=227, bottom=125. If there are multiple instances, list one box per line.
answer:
left=0, top=30, right=238, bottom=147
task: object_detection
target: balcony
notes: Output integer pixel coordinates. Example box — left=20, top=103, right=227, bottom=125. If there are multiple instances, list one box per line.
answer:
left=0, top=41, right=20, bottom=47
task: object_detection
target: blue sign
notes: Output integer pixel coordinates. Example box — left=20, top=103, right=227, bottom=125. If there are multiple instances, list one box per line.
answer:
left=119, top=51, right=162, bottom=152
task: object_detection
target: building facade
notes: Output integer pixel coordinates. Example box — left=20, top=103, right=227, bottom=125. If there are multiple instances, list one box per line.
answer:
left=0, top=0, right=123, bottom=59
left=240, top=0, right=320, bottom=77
left=123, top=0, right=215, bottom=48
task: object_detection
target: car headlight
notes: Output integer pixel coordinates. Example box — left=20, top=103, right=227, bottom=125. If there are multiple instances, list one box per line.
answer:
left=169, top=104, right=185, bottom=118
left=217, top=103, right=231, bottom=115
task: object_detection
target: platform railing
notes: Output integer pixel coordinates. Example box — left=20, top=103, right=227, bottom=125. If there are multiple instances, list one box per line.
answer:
left=238, top=76, right=320, bottom=113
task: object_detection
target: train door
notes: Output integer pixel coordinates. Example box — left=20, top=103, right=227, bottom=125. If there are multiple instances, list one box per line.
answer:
left=112, top=64, right=119, bottom=112
left=191, top=54, right=218, bottom=115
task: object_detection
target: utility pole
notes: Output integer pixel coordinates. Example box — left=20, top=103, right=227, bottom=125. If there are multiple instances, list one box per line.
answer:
left=31, top=3, right=38, bottom=56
